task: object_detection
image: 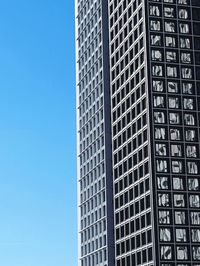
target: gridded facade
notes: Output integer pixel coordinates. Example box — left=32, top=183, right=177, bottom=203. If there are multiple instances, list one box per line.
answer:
left=75, top=0, right=114, bottom=266
left=145, top=0, right=200, bottom=265
left=109, top=0, right=154, bottom=265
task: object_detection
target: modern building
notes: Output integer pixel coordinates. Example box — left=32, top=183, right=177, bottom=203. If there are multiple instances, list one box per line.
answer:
left=76, top=0, right=200, bottom=266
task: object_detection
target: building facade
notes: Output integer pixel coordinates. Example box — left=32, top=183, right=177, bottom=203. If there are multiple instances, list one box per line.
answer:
left=76, top=0, right=200, bottom=266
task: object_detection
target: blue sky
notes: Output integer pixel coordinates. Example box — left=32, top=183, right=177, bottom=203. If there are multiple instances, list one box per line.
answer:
left=0, top=0, right=76, bottom=265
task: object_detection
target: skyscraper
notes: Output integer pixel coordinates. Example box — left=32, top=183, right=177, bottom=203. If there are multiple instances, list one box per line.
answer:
left=76, top=0, right=200, bottom=266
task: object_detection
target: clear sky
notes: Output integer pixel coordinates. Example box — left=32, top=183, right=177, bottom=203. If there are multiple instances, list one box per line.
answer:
left=0, top=0, right=76, bottom=266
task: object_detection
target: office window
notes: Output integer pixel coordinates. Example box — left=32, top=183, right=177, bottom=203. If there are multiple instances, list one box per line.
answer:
left=154, top=112, right=165, bottom=123
left=185, top=114, right=195, bottom=125
left=177, top=246, right=188, bottom=260
left=175, top=211, right=186, bottom=225
left=190, top=195, right=200, bottom=208
left=157, top=160, right=168, bottom=172
left=155, top=127, right=166, bottom=139
left=182, top=68, right=192, bottom=79
left=167, top=66, right=178, bottom=77
left=183, top=98, right=194, bottom=110
left=161, top=246, right=172, bottom=260
left=191, top=212, right=200, bottom=225
left=192, top=247, right=200, bottom=260
left=164, top=7, right=175, bottom=18
left=173, top=178, right=184, bottom=190
left=153, top=80, right=164, bottom=91
left=174, top=194, right=185, bottom=207
left=188, top=178, right=199, bottom=191
left=185, top=129, right=195, bottom=141
left=170, top=129, right=181, bottom=140
left=150, top=20, right=161, bottom=31
left=186, top=145, right=197, bottom=158
left=179, top=9, right=189, bottom=19
left=159, top=211, right=170, bottom=224
left=187, top=162, right=198, bottom=174
left=152, top=50, right=162, bottom=61
left=166, top=36, right=176, bottom=47
left=180, top=23, right=189, bottom=34
left=182, top=83, right=193, bottom=94
left=160, top=228, right=171, bottom=242
left=150, top=6, right=160, bottom=17
left=156, top=143, right=167, bottom=156
left=158, top=193, right=170, bottom=206
left=172, top=161, right=182, bottom=173
left=166, top=51, right=177, bottom=62
left=176, top=229, right=187, bottom=242
left=158, top=176, right=169, bottom=189
left=191, top=229, right=200, bottom=242
left=169, top=97, right=179, bottom=109
left=154, top=96, right=165, bottom=107
left=181, top=53, right=191, bottom=64
left=152, top=65, right=163, bottom=76
left=180, top=37, right=191, bottom=49
left=165, top=22, right=175, bottom=32
left=168, top=82, right=178, bottom=93
left=169, top=113, right=180, bottom=124
left=151, top=34, right=162, bottom=46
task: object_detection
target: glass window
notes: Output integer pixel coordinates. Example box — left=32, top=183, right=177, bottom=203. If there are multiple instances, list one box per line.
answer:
left=172, top=161, right=182, bottom=173
left=171, top=145, right=182, bottom=157
left=175, top=211, right=186, bottom=224
left=179, top=9, right=189, bottom=19
left=188, top=178, right=199, bottom=191
left=156, top=143, right=167, bottom=156
left=178, top=0, right=188, bottom=4
left=182, top=67, right=192, bottom=79
left=167, top=66, right=178, bottom=77
left=150, top=6, right=160, bottom=17
left=176, top=229, right=187, bottom=242
left=154, top=96, right=164, bottom=107
left=158, top=176, right=169, bottom=189
left=153, top=80, right=164, bottom=91
left=174, top=194, right=185, bottom=207
left=193, top=246, right=200, bottom=260
left=157, top=160, right=168, bottom=172
left=192, top=229, right=200, bottom=242
left=185, top=114, right=195, bottom=125
left=168, top=82, right=178, bottom=93
left=165, top=22, right=175, bottom=32
left=166, top=36, right=176, bottom=47
left=181, top=53, right=191, bottom=64
left=173, top=177, right=184, bottom=190
left=152, top=50, right=162, bottom=61
left=191, top=212, right=200, bottom=225
left=159, top=211, right=170, bottom=224
left=166, top=51, right=177, bottom=62
left=169, top=97, right=179, bottom=109
left=164, top=7, right=175, bottom=18
left=182, top=83, right=193, bottom=94
left=190, top=195, right=200, bottom=208
left=184, top=98, right=194, bottom=110
left=170, top=128, right=181, bottom=140
left=158, top=193, right=170, bottom=206
left=186, top=145, right=197, bottom=158
left=152, top=65, right=163, bottom=76
left=160, top=228, right=171, bottom=242
left=150, top=20, right=161, bottom=31
left=188, top=162, right=198, bottom=174
left=180, top=37, right=190, bottom=49
left=161, top=246, right=172, bottom=260
left=185, top=129, right=195, bottom=141
left=180, top=23, right=189, bottom=34
left=177, top=246, right=188, bottom=260
left=151, top=34, right=162, bottom=46
left=169, top=113, right=180, bottom=124
left=154, top=112, right=165, bottom=123
left=155, top=127, right=166, bottom=139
